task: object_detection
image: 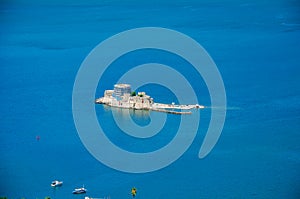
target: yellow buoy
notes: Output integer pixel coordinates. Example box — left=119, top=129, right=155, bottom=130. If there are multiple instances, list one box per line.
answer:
left=131, top=187, right=137, bottom=198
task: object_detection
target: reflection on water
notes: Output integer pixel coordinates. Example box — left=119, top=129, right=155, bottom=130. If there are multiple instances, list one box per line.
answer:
left=107, top=106, right=151, bottom=127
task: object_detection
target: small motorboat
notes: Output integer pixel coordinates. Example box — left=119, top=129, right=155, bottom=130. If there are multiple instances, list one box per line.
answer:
left=72, top=187, right=87, bottom=194
left=51, top=180, right=63, bottom=187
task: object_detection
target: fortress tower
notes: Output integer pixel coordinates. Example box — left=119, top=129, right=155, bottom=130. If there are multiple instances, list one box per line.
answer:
left=113, top=83, right=131, bottom=99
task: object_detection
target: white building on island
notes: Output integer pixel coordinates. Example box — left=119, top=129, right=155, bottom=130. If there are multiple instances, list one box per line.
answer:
left=95, top=83, right=204, bottom=113
left=96, top=83, right=153, bottom=109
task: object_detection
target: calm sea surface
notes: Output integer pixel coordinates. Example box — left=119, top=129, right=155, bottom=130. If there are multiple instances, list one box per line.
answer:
left=1, top=0, right=300, bottom=198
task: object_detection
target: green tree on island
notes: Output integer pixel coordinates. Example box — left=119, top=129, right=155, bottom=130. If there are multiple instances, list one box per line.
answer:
left=131, top=91, right=136, bottom=96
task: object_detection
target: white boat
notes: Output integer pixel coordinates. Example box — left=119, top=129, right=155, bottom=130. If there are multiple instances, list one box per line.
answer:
left=85, top=197, right=109, bottom=199
left=51, top=180, right=63, bottom=187
left=72, top=187, right=87, bottom=194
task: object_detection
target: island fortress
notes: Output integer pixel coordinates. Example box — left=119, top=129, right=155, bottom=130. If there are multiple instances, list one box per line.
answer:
left=95, top=83, right=204, bottom=114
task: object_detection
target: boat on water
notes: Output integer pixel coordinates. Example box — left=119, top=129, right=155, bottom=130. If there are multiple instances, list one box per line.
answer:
left=72, top=187, right=87, bottom=194
left=85, top=196, right=110, bottom=199
left=51, top=180, right=63, bottom=187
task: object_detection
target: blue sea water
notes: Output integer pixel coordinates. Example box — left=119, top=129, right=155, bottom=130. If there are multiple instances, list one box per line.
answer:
left=1, top=0, right=300, bottom=198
